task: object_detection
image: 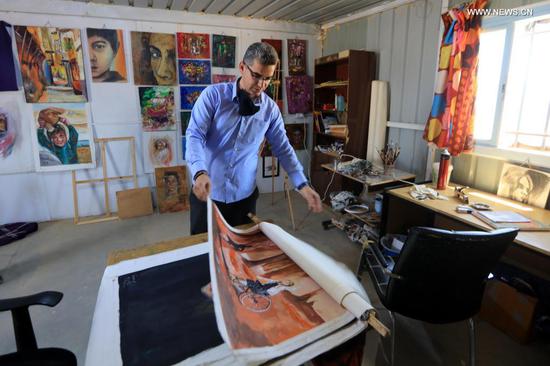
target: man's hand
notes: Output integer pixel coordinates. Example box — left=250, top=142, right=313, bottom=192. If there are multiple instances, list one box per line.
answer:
left=297, top=185, right=323, bottom=213
left=193, top=174, right=211, bottom=201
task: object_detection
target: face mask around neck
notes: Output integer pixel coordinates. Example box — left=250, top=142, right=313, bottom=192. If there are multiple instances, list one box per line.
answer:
left=237, top=78, right=260, bottom=116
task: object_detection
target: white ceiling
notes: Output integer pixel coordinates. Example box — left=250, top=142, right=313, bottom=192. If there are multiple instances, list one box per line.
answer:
left=67, top=0, right=389, bottom=25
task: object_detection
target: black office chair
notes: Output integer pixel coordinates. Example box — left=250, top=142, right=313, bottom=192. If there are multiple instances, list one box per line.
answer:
left=362, top=227, right=518, bottom=366
left=0, top=291, right=77, bottom=366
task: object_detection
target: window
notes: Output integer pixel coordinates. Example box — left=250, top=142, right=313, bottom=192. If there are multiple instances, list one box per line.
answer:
left=474, top=5, right=550, bottom=153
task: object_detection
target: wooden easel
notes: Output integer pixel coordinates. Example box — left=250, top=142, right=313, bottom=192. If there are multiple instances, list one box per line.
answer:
left=72, top=137, right=137, bottom=225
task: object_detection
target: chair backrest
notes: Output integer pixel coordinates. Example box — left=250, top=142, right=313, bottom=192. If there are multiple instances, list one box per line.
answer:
left=384, top=227, right=518, bottom=324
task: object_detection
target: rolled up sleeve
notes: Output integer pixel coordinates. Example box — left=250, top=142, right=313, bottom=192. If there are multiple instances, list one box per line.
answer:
left=185, top=87, right=218, bottom=179
left=265, top=109, right=307, bottom=188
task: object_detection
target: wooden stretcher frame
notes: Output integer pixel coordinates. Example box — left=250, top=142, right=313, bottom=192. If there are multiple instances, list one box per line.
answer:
left=72, top=137, right=138, bottom=225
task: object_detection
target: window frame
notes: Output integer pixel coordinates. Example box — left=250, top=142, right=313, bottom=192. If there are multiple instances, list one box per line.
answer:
left=475, top=3, right=550, bottom=151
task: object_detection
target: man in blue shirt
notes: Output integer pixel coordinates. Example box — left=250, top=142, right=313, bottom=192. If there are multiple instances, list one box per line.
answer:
left=186, top=42, right=322, bottom=234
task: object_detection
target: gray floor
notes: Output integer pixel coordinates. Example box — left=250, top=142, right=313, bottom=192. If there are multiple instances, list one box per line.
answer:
left=1, top=192, right=549, bottom=365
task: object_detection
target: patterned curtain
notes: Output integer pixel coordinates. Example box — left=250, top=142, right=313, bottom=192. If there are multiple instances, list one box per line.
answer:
left=423, top=0, right=487, bottom=156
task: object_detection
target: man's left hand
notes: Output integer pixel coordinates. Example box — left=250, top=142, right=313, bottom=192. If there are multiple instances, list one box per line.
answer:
left=297, top=185, right=323, bottom=213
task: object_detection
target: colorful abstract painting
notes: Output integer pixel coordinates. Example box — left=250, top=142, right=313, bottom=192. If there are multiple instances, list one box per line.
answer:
left=87, top=28, right=127, bottom=83
left=212, top=74, right=236, bottom=84
left=139, top=86, right=176, bottom=131
left=32, top=103, right=95, bottom=171
left=287, top=39, right=307, bottom=75
left=131, top=32, right=177, bottom=86
left=178, top=59, right=211, bottom=84
left=285, top=75, right=312, bottom=114
left=155, top=165, right=189, bottom=213
left=142, top=131, right=177, bottom=173
left=212, top=34, right=236, bottom=68
left=180, top=86, right=206, bottom=110
left=182, top=136, right=187, bottom=160
left=262, top=39, right=283, bottom=110
left=177, top=33, right=210, bottom=59
left=180, top=111, right=191, bottom=135
left=285, top=123, right=306, bottom=150
left=14, top=26, right=87, bottom=103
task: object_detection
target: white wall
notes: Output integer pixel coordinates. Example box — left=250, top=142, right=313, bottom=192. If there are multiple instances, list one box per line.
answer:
left=0, top=0, right=320, bottom=224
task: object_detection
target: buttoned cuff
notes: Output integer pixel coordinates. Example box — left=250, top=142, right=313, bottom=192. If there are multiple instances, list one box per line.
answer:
left=189, top=161, right=208, bottom=182
left=288, top=171, right=307, bottom=189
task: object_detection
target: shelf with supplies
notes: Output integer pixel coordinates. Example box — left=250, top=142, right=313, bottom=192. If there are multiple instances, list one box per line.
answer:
left=321, top=163, right=416, bottom=190
left=314, top=80, right=349, bottom=89
left=310, top=50, right=376, bottom=201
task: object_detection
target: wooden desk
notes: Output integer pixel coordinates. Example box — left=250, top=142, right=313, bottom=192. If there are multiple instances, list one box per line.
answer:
left=321, top=163, right=415, bottom=191
left=383, top=185, right=550, bottom=279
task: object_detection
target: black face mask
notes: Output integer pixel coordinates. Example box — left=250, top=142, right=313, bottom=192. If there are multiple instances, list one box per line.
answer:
left=237, top=78, right=260, bottom=116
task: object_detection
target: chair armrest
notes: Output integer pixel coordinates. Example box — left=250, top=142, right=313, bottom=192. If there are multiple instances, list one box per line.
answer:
left=0, top=291, right=63, bottom=312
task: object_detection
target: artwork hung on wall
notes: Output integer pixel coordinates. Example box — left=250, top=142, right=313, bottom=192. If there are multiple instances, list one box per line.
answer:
left=180, top=86, right=206, bottom=110
left=154, top=166, right=189, bottom=213
left=32, top=103, right=95, bottom=171
left=285, top=75, right=312, bottom=114
left=262, top=39, right=283, bottom=110
left=497, top=163, right=550, bottom=209
left=260, top=140, right=272, bottom=157
left=138, top=86, right=176, bottom=131
left=212, top=74, right=236, bottom=84
left=285, top=123, right=306, bottom=150
left=178, top=59, right=211, bottom=84
left=131, top=32, right=177, bottom=86
left=182, top=136, right=186, bottom=160
left=0, top=21, right=19, bottom=92
left=0, top=93, right=34, bottom=174
left=14, top=26, right=87, bottom=103
left=212, top=34, right=236, bottom=68
left=262, top=156, right=279, bottom=178
left=86, top=28, right=127, bottom=83
left=142, top=131, right=177, bottom=173
left=287, top=39, right=307, bottom=75
left=177, top=32, right=210, bottom=59
left=180, top=111, right=191, bottom=135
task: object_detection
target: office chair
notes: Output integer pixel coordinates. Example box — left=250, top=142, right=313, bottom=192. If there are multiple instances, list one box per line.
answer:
left=0, top=291, right=77, bottom=366
left=362, top=227, right=518, bottom=366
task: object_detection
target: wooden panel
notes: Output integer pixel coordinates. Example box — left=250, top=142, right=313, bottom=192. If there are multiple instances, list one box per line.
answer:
left=116, top=188, right=153, bottom=219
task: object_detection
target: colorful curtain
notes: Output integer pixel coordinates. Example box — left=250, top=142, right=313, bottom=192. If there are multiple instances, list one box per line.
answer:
left=423, top=0, right=487, bottom=156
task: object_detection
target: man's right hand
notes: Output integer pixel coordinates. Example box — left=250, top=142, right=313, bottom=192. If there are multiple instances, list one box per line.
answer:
left=193, top=173, right=211, bottom=201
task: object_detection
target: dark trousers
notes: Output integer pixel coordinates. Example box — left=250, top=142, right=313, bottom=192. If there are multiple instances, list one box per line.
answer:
left=190, top=188, right=259, bottom=235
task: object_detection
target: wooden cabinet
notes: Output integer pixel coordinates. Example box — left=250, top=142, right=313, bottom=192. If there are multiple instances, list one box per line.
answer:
left=310, top=50, right=376, bottom=200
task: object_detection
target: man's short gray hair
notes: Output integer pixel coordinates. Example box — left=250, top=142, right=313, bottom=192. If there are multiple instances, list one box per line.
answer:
left=243, top=42, right=279, bottom=66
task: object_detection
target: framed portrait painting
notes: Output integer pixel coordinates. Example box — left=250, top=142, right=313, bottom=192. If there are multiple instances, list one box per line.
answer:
left=262, top=156, right=279, bottom=178
left=131, top=32, right=177, bottom=86
left=31, top=103, right=96, bottom=171
left=497, top=163, right=550, bottom=208
left=154, top=165, right=189, bottom=213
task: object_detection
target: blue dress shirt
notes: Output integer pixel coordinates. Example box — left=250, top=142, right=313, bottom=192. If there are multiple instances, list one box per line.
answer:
left=185, top=80, right=307, bottom=203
